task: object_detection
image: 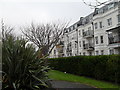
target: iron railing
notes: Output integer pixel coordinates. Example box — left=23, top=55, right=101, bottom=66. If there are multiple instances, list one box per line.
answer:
left=108, top=35, right=120, bottom=44
left=83, top=30, right=94, bottom=37
left=83, top=43, right=94, bottom=50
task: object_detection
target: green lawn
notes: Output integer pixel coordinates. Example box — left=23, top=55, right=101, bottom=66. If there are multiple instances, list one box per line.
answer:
left=48, top=70, right=120, bottom=88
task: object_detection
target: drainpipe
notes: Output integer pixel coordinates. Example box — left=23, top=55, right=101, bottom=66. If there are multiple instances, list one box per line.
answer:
left=66, top=34, right=69, bottom=57
left=118, top=0, right=120, bottom=54
left=76, top=29, right=79, bottom=55
left=118, top=0, right=120, bottom=15
left=92, top=22, right=95, bottom=55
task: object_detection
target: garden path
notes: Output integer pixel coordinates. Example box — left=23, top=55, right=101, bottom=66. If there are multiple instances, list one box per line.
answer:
left=50, top=80, right=99, bottom=90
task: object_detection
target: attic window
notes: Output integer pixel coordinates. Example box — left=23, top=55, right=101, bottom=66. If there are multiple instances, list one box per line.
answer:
left=75, top=24, right=77, bottom=28
left=71, top=26, right=73, bottom=30
left=77, top=24, right=80, bottom=27
left=69, top=28, right=71, bottom=32
left=98, top=9, right=103, bottom=14
left=108, top=3, right=114, bottom=9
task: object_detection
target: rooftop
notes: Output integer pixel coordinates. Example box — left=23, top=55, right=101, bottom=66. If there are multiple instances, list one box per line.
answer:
left=65, top=1, right=119, bottom=33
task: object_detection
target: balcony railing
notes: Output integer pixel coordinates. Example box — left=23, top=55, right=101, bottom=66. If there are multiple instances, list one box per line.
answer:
left=83, top=43, right=94, bottom=50
left=59, top=49, right=64, bottom=53
left=56, top=45, right=64, bottom=54
left=59, top=41, right=64, bottom=46
left=66, top=47, right=72, bottom=52
left=108, top=35, right=120, bottom=44
left=83, top=30, right=94, bottom=38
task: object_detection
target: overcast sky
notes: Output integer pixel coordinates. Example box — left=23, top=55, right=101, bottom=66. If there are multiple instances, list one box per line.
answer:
left=0, top=0, right=107, bottom=35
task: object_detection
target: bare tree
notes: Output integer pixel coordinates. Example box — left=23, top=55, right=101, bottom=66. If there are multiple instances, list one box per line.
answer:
left=1, top=19, right=14, bottom=40
left=82, top=0, right=113, bottom=9
left=22, top=22, right=68, bottom=58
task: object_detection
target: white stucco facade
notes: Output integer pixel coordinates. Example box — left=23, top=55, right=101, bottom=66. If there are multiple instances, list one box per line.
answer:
left=50, top=1, right=120, bottom=58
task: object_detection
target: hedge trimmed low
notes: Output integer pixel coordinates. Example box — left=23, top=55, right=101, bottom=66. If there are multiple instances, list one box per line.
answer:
left=49, top=55, right=120, bottom=84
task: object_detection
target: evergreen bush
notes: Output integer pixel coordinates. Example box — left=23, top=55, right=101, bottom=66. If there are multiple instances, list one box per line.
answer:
left=2, top=34, right=51, bottom=89
left=49, top=55, right=120, bottom=83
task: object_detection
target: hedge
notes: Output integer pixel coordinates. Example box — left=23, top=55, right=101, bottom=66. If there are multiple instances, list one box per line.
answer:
left=49, top=55, right=120, bottom=84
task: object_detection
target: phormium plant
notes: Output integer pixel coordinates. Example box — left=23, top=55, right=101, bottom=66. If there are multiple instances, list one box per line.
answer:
left=2, top=34, right=51, bottom=89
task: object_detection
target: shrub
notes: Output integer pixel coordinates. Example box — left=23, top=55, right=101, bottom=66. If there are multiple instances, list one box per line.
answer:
left=2, top=35, right=51, bottom=89
left=49, top=55, right=120, bottom=84
left=106, top=55, right=120, bottom=83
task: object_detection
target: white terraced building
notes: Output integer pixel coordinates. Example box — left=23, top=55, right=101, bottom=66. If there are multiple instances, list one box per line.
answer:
left=49, top=0, right=120, bottom=58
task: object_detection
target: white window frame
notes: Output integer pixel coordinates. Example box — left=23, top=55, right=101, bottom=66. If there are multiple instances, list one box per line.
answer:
left=96, top=51, right=99, bottom=55
left=95, top=36, right=98, bottom=44
left=101, top=50, right=104, bottom=55
left=95, top=23, right=98, bottom=29
left=107, top=18, right=112, bottom=26
left=110, top=49, right=114, bottom=55
left=79, top=30, right=81, bottom=36
left=118, top=14, right=120, bottom=23
left=99, top=21, right=102, bottom=28
left=79, top=41, right=81, bottom=47
left=100, top=36, right=104, bottom=43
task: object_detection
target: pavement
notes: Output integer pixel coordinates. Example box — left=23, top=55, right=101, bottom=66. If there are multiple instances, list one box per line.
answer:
left=50, top=80, right=100, bottom=90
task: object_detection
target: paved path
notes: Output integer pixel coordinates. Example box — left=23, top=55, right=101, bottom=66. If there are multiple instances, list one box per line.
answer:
left=50, top=80, right=99, bottom=90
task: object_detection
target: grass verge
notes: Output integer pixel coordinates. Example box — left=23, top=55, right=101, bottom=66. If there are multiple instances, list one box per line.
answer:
left=48, top=70, right=120, bottom=88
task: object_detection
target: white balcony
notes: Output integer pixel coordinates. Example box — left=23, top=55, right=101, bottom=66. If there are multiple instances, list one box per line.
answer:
left=83, top=30, right=94, bottom=38
left=83, top=43, right=94, bottom=51
left=108, top=35, right=120, bottom=48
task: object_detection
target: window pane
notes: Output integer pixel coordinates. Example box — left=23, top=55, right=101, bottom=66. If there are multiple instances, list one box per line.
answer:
left=95, top=36, right=98, bottom=44
left=110, top=49, right=114, bottom=55
left=96, top=51, right=99, bottom=55
left=118, top=14, right=120, bottom=23
left=107, top=18, right=112, bottom=26
left=95, top=23, right=98, bottom=29
left=79, top=41, right=81, bottom=47
left=101, top=50, right=104, bottom=55
left=88, top=27, right=91, bottom=30
left=79, top=30, right=81, bottom=35
left=100, top=36, right=104, bottom=43
left=83, top=52, right=86, bottom=56
left=99, top=22, right=102, bottom=28
left=82, top=29, right=84, bottom=36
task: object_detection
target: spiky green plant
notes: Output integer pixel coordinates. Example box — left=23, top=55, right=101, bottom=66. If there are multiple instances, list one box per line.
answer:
left=2, top=34, right=51, bottom=89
